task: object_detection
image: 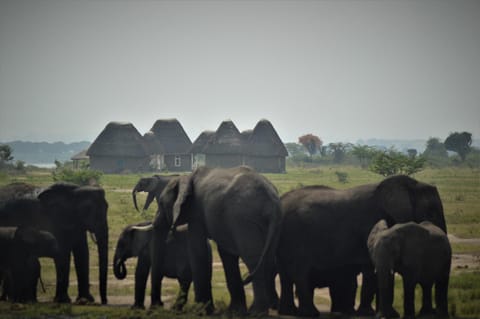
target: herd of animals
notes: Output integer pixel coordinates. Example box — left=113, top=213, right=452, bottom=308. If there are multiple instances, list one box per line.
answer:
left=0, top=166, right=452, bottom=318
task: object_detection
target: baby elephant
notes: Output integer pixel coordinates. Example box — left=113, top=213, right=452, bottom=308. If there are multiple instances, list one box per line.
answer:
left=368, top=220, right=451, bottom=318
left=0, top=226, right=58, bottom=302
left=113, top=221, right=193, bottom=309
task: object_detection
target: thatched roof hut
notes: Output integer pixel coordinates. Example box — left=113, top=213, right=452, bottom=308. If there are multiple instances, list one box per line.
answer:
left=87, top=122, right=150, bottom=173
left=190, top=130, right=215, bottom=154
left=146, top=119, right=192, bottom=154
left=203, top=120, right=244, bottom=155
left=87, top=122, right=149, bottom=157
left=244, top=119, right=288, bottom=157
left=144, top=119, right=193, bottom=172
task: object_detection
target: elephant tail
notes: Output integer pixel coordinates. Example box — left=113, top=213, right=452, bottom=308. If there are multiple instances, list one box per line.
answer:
left=242, top=199, right=281, bottom=285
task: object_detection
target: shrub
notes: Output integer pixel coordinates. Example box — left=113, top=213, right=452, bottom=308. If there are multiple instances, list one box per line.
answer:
left=52, top=163, right=102, bottom=186
left=369, top=148, right=426, bottom=177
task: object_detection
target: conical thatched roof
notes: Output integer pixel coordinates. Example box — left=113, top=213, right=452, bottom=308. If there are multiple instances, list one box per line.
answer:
left=244, top=119, right=288, bottom=156
left=146, top=119, right=192, bottom=154
left=203, top=120, right=244, bottom=155
left=190, top=130, right=215, bottom=154
left=87, top=122, right=150, bottom=157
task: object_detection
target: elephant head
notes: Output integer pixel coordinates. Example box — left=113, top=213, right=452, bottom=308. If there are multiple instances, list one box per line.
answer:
left=14, top=227, right=59, bottom=258
left=113, top=222, right=152, bottom=279
left=375, top=175, right=447, bottom=232
left=38, top=183, right=109, bottom=304
left=132, top=175, right=179, bottom=212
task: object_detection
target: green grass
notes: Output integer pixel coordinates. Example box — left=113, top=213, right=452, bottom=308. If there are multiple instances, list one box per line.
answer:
left=0, top=166, right=479, bottom=318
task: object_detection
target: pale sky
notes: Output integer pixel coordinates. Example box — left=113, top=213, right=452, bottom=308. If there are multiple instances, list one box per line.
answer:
left=0, top=0, right=479, bottom=144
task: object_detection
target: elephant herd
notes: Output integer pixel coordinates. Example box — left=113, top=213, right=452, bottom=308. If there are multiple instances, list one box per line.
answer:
left=0, top=166, right=451, bottom=318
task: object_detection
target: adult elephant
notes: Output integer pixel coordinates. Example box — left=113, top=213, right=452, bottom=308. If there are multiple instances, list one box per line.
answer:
left=367, top=220, right=451, bottom=318
left=0, top=182, right=109, bottom=304
left=132, top=175, right=178, bottom=212
left=151, top=166, right=282, bottom=315
left=277, top=175, right=446, bottom=317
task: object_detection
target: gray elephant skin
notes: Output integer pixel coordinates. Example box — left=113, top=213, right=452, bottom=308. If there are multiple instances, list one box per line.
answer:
left=368, top=220, right=451, bottom=318
left=0, top=182, right=109, bottom=304
left=151, top=166, right=281, bottom=315
left=277, top=175, right=447, bottom=317
left=0, top=226, right=58, bottom=302
left=113, top=221, right=199, bottom=310
left=132, top=175, right=178, bottom=212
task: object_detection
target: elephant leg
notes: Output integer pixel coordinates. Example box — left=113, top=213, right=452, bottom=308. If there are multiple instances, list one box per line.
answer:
left=172, top=279, right=191, bottom=311
left=134, top=255, right=150, bottom=309
left=26, top=258, right=40, bottom=303
left=187, top=230, right=214, bottom=314
left=72, top=232, right=94, bottom=303
left=54, top=249, right=72, bottom=303
left=435, top=273, right=450, bottom=317
left=295, top=271, right=319, bottom=317
left=402, top=275, right=416, bottom=318
left=330, top=273, right=357, bottom=314
left=357, top=268, right=376, bottom=316
left=377, top=272, right=400, bottom=318
left=419, top=283, right=434, bottom=317
left=217, top=247, right=247, bottom=315
left=278, top=267, right=297, bottom=316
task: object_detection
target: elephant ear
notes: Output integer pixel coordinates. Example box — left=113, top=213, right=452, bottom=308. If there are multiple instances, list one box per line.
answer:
left=172, top=175, right=193, bottom=226
left=367, top=219, right=388, bottom=255
left=14, top=226, right=38, bottom=247
left=376, top=175, right=417, bottom=225
left=131, top=224, right=153, bottom=255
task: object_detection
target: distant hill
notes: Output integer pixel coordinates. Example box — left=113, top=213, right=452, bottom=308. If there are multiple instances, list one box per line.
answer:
left=2, top=141, right=91, bottom=165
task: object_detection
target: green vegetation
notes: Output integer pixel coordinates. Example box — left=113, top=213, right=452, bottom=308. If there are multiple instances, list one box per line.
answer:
left=0, top=165, right=479, bottom=318
left=51, top=161, right=103, bottom=186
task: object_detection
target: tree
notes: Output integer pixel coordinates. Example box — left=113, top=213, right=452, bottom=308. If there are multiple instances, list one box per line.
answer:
left=370, top=148, right=426, bottom=177
left=328, top=142, right=352, bottom=164
left=424, top=138, right=448, bottom=158
left=298, top=134, right=323, bottom=156
left=444, top=132, right=472, bottom=161
left=352, top=145, right=376, bottom=168
left=0, top=144, right=14, bottom=167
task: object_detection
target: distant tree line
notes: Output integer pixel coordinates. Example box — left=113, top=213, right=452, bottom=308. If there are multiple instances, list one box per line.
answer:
left=289, top=131, right=478, bottom=176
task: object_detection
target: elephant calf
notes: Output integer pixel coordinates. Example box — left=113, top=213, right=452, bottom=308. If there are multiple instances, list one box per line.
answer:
left=0, top=226, right=58, bottom=302
left=367, top=220, right=451, bottom=318
left=113, top=221, right=195, bottom=310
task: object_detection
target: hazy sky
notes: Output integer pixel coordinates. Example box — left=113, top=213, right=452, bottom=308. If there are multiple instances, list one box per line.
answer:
left=1, top=0, right=479, bottom=144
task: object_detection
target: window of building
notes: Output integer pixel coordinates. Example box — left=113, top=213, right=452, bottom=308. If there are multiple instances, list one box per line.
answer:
left=174, top=156, right=181, bottom=167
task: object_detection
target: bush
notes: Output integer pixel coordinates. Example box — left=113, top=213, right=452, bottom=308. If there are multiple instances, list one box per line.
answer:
left=369, top=148, right=426, bottom=177
left=52, top=162, right=102, bottom=186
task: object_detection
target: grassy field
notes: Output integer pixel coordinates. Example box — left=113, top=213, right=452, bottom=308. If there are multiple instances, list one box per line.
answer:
left=0, top=166, right=479, bottom=318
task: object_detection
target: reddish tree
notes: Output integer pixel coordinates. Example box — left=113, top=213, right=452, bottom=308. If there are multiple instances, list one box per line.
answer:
left=298, top=134, right=323, bottom=156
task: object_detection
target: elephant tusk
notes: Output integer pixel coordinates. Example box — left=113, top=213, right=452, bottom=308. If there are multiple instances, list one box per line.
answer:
left=175, top=224, right=188, bottom=232
left=131, top=224, right=153, bottom=231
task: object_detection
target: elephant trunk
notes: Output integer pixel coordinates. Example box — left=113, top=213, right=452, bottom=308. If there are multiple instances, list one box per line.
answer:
left=113, top=257, right=127, bottom=279
left=96, top=225, right=109, bottom=305
left=132, top=188, right=140, bottom=212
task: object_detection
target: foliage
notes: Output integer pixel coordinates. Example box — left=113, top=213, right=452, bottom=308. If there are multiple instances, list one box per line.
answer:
left=298, top=134, right=323, bottom=156
left=445, top=132, right=473, bottom=162
left=351, top=145, right=377, bottom=168
left=369, top=148, right=426, bottom=177
left=328, top=142, right=353, bottom=164
left=0, top=144, right=14, bottom=167
left=423, top=137, right=450, bottom=167
left=52, top=161, right=102, bottom=186
left=335, top=171, right=349, bottom=183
